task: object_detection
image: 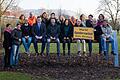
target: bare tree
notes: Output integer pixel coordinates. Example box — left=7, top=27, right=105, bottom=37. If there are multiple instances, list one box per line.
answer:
left=0, top=0, right=20, bottom=40
left=97, top=0, right=120, bottom=29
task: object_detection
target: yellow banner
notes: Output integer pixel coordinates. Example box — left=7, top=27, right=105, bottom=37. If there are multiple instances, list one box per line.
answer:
left=73, top=27, right=94, bottom=40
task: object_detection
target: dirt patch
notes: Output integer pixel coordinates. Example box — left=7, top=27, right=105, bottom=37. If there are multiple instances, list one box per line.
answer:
left=0, top=53, right=120, bottom=80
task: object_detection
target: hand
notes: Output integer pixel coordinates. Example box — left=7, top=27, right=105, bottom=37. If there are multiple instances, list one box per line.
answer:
left=25, top=36, right=29, bottom=39
left=39, top=36, right=42, bottom=39
left=35, top=36, right=39, bottom=39
left=19, top=39, right=21, bottom=42
left=51, top=37, right=54, bottom=39
left=106, top=35, right=110, bottom=38
left=8, top=47, right=11, bottom=49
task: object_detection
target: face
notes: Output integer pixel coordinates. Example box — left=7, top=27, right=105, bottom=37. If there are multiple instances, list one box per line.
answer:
left=103, top=21, right=108, bottom=26
left=99, top=15, right=104, bottom=20
left=51, top=14, right=55, bottom=18
left=51, top=19, right=55, bottom=25
left=30, top=13, right=33, bottom=18
left=21, top=16, right=25, bottom=20
left=7, top=25, right=12, bottom=29
left=81, top=15, right=85, bottom=21
left=88, top=16, right=93, bottom=20
left=37, top=18, right=42, bottom=23
left=77, top=20, right=81, bottom=26
left=71, top=16, right=74, bottom=21
left=43, top=13, right=47, bottom=18
left=24, top=19, right=28, bottom=24
left=65, top=20, right=69, bottom=26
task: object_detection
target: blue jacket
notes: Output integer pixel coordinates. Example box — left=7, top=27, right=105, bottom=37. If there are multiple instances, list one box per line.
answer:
left=32, top=22, right=46, bottom=38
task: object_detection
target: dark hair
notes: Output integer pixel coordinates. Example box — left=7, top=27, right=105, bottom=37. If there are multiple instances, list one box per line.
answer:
left=37, top=16, right=42, bottom=19
left=80, top=14, right=84, bottom=20
left=19, top=14, right=25, bottom=20
left=98, top=14, right=105, bottom=20
left=6, top=23, right=11, bottom=27
left=51, top=13, right=55, bottom=16
left=89, top=14, right=93, bottom=18
left=64, top=19, right=69, bottom=25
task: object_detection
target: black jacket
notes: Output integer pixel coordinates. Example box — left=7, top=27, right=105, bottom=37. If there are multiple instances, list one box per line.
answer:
left=61, top=24, right=73, bottom=39
left=32, top=22, right=46, bottom=37
left=86, top=20, right=93, bottom=28
left=3, top=31, right=12, bottom=48
left=94, top=25, right=103, bottom=41
left=21, top=23, right=32, bottom=37
left=47, top=23, right=60, bottom=38
left=11, top=28, right=22, bottom=45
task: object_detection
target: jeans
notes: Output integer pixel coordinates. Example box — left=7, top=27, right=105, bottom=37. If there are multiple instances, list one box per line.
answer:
left=22, top=37, right=32, bottom=53
left=46, top=38, right=60, bottom=56
left=101, top=36, right=115, bottom=52
left=10, top=44, right=20, bottom=66
left=33, top=37, right=46, bottom=53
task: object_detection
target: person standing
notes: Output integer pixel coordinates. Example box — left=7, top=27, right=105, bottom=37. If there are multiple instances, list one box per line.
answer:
left=3, top=24, right=12, bottom=68
left=28, top=12, right=37, bottom=27
left=10, top=23, right=22, bottom=67
left=18, top=14, right=26, bottom=25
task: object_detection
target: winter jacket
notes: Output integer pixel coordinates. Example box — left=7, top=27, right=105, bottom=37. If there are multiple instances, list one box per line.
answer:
left=47, top=23, right=60, bottom=38
left=11, top=28, right=22, bottom=45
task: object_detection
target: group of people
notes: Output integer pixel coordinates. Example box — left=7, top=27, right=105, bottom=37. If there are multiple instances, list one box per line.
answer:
left=3, top=12, right=116, bottom=68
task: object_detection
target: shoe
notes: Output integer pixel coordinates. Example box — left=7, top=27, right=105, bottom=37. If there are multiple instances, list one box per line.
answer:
left=40, top=53, right=45, bottom=57
left=63, top=50, right=65, bottom=56
left=111, top=51, right=116, bottom=55
left=103, top=51, right=107, bottom=56
left=68, top=50, right=70, bottom=56
left=77, top=51, right=81, bottom=56
left=35, top=53, right=39, bottom=57
left=89, top=51, right=92, bottom=57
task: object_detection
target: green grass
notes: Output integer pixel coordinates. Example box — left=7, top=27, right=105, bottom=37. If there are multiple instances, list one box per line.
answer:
left=19, top=34, right=120, bottom=54
left=0, top=72, right=31, bottom=80
left=0, top=72, right=53, bottom=80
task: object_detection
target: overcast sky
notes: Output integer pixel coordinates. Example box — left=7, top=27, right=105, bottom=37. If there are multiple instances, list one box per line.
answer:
left=19, top=0, right=100, bottom=15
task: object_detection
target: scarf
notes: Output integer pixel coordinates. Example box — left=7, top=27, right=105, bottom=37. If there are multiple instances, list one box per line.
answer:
left=4, top=27, right=12, bottom=33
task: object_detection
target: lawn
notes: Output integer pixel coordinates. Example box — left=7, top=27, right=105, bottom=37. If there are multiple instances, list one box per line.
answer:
left=0, top=72, right=31, bottom=80
left=0, top=72, right=53, bottom=80
left=19, top=34, right=120, bottom=54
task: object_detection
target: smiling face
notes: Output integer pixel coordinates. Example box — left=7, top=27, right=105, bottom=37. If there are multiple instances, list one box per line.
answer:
left=76, top=19, right=81, bottom=26
left=98, top=14, right=104, bottom=20
left=43, top=12, right=47, bottom=18
left=37, top=17, right=42, bottom=23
